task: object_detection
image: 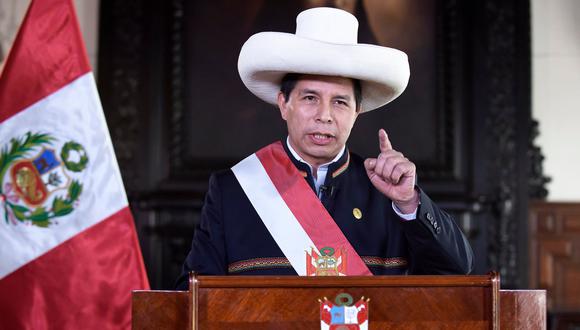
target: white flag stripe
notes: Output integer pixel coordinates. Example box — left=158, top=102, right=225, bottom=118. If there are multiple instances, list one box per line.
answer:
left=232, top=154, right=319, bottom=275
left=0, top=73, right=128, bottom=278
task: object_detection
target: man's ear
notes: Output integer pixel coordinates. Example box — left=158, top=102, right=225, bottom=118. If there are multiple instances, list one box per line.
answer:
left=277, top=92, right=288, bottom=120
left=355, top=106, right=362, bottom=118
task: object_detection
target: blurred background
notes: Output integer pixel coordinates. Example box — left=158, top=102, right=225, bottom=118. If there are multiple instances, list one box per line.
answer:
left=2, top=0, right=579, bottom=327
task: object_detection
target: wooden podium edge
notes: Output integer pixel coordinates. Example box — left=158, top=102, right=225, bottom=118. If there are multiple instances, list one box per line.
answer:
left=189, top=272, right=199, bottom=330
left=491, top=271, right=501, bottom=330
left=189, top=273, right=499, bottom=288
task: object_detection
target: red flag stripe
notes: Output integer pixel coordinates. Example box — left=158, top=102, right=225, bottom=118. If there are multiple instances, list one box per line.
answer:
left=256, top=142, right=371, bottom=275
left=0, top=0, right=91, bottom=123
left=0, top=207, right=149, bottom=329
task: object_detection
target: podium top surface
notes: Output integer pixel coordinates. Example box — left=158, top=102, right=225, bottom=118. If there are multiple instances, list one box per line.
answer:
left=189, top=274, right=499, bottom=288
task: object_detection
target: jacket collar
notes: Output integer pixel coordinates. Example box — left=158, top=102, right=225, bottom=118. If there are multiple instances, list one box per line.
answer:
left=281, top=138, right=350, bottom=184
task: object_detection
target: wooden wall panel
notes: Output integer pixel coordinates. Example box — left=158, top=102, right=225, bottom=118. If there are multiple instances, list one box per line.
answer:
left=530, top=202, right=580, bottom=312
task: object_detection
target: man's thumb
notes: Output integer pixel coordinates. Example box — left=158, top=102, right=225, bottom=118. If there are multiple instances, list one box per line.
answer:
left=364, top=158, right=375, bottom=169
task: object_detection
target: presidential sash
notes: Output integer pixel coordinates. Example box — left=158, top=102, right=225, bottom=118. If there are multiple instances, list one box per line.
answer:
left=232, top=141, right=371, bottom=276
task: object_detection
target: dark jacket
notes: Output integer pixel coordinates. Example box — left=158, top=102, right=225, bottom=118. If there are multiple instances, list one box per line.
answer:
left=175, top=142, right=474, bottom=290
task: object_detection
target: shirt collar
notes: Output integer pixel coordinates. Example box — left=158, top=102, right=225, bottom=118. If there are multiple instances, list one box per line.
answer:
left=285, top=136, right=345, bottom=172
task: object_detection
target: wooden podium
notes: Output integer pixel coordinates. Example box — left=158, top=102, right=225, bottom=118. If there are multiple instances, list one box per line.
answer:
left=132, top=272, right=546, bottom=329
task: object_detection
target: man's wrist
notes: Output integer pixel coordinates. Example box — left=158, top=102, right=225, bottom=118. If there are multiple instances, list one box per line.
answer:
left=394, top=189, right=420, bottom=214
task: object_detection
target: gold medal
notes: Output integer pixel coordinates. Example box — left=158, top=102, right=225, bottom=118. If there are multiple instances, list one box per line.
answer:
left=353, top=208, right=362, bottom=220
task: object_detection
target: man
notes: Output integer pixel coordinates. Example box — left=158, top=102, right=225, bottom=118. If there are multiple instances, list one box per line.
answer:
left=176, top=7, right=473, bottom=289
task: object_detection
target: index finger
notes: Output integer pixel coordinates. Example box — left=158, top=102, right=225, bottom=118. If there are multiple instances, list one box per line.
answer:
left=379, top=128, right=392, bottom=152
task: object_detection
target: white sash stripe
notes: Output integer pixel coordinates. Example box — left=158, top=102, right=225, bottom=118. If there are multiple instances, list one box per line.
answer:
left=232, top=153, right=319, bottom=275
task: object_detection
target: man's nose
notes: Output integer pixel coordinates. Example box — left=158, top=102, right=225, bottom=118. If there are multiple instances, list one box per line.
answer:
left=315, top=102, right=332, bottom=123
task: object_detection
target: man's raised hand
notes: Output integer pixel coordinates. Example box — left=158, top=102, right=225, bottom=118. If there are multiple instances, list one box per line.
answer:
left=364, top=129, right=419, bottom=214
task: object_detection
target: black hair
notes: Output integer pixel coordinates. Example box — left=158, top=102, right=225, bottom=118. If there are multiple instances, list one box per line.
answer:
left=279, top=73, right=362, bottom=111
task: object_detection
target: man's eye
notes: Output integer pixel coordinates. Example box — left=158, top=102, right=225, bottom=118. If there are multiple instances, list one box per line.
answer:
left=304, top=95, right=316, bottom=101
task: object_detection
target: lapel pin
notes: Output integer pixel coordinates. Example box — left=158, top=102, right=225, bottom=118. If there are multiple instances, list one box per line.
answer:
left=353, top=208, right=362, bottom=220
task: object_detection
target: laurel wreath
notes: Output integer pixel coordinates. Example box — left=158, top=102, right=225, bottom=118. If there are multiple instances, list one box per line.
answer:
left=0, top=132, right=86, bottom=227
left=320, top=247, right=335, bottom=256
left=334, top=293, right=354, bottom=306
left=61, top=141, right=88, bottom=172
left=6, top=181, right=83, bottom=227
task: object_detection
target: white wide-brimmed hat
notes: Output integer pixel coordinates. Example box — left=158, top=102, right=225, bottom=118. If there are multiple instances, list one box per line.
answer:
left=237, top=7, right=410, bottom=113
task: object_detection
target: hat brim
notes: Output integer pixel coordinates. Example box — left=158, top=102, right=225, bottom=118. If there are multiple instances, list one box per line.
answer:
left=238, top=32, right=410, bottom=112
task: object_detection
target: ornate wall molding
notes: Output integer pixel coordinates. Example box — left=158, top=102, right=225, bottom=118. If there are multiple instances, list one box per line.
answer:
left=98, top=1, right=145, bottom=191
left=528, top=119, right=550, bottom=199
left=425, top=0, right=462, bottom=180
left=483, top=0, right=528, bottom=288
left=168, top=0, right=186, bottom=172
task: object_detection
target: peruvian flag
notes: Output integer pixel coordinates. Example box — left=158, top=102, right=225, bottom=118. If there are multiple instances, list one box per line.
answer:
left=0, top=0, right=149, bottom=329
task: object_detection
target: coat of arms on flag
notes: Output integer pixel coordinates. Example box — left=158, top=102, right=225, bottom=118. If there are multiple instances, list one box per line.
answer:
left=307, top=246, right=347, bottom=276
left=320, top=293, right=369, bottom=330
left=1, top=132, right=87, bottom=227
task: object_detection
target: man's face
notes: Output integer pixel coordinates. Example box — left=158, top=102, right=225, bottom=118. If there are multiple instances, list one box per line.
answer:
left=277, top=75, right=359, bottom=167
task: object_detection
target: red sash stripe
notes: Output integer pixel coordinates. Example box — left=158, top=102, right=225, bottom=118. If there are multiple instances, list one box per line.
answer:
left=256, top=142, right=371, bottom=276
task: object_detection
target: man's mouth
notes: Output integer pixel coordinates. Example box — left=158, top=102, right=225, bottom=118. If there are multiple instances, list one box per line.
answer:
left=309, top=133, right=335, bottom=144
